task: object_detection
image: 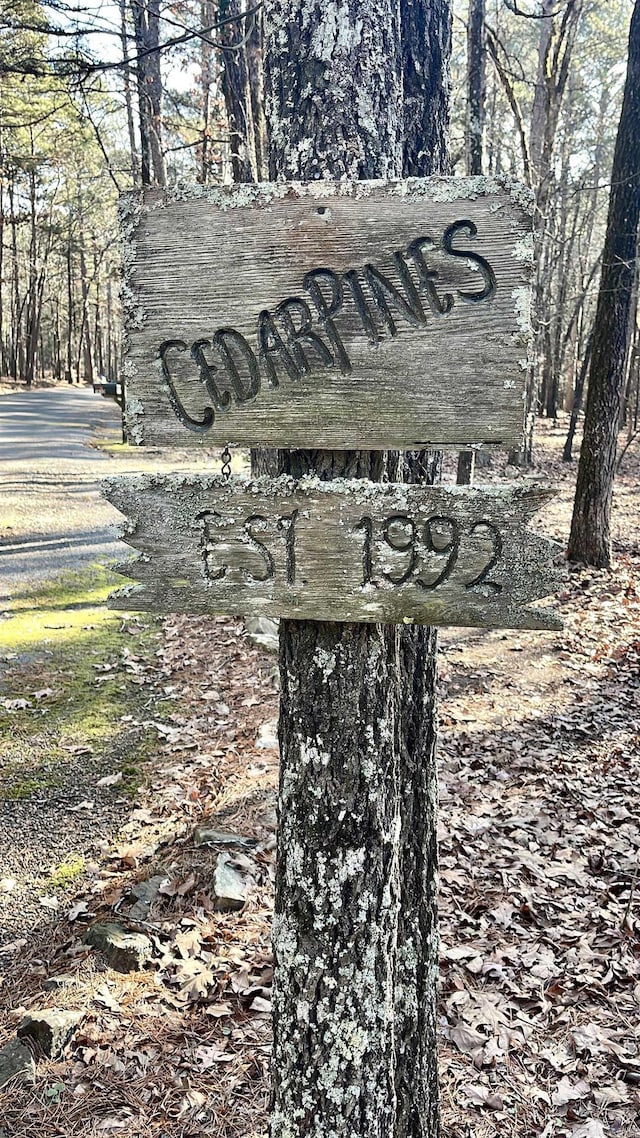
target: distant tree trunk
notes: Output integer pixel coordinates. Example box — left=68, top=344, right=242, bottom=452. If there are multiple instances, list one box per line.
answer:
left=510, top=0, right=584, bottom=466
left=219, top=0, right=257, bottom=182
left=24, top=159, right=39, bottom=387
left=0, top=170, right=4, bottom=377
left=119, top=0, right=140, bottom=185
left=66, top=223, right=74, bottom=383
left=76, top=232, right=95, bottom=385
left=563, top=328, right=593, bottom=462
left=9, top=181, right=21, bottom=381
left=466, top=0, right=485, bottom=176
left=264, top=3, right=450, bottom=1136
left=568, top=0, right=640, bottom=566
left=53, top=299, right=61, bottom=381
left=106, top=276, right=114, bottom=381
left=130, top=0, right=166, bottom=187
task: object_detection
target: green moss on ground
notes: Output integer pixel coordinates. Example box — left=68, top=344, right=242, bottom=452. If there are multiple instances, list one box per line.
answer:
left=0, top=564, right=165, bottom=800
left=48, top=854, right=86, bottom=890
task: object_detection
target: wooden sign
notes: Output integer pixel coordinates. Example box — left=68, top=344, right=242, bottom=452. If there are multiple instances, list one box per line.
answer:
left=121, top=177, right=533, bottom=451
left=105, top=475, right=562, bottom=631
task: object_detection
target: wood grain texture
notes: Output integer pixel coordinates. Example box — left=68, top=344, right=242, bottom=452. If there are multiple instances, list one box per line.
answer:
left=105, top=474, right=563, bottom=630
left=121, top=177, right=533, bottom=451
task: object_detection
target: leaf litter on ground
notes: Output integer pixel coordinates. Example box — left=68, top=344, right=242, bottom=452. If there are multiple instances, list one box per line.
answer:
left=0, top=420, right=638, bottom=1137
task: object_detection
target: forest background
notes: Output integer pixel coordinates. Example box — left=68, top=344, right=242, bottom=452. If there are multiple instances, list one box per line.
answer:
left=0, top=0, right=638, bottom=471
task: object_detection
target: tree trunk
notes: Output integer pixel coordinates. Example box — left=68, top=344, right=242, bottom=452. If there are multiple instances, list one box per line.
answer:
left=511, top=0, right=584, bottom=466
left=563, top=328, right=593, bottom=462
left=245, top=4, right=268, bottom=180
left=0, top=168, right=4, bottom=377
left=397, top=11, right=451, bottom=1133
left=219, top=0, right=257, bottom=182
left=25, top=161, right=40, bottom=387
left=130, top=0, right=166, bottom=187
left=568, top=0, right=640, bottom=565
left=466, top=0, right=485, bottom=176
left=119, top=0, right=140, bottom=185
left=401, top=0, right=451, bottom=180
left=145, top=0, right=165, bottom=185
left=457, top=0, right=485, bottom=483
left=66, top=223, right=74, bottom=383
left=264, top=3, right=450, bottom=1135
left=199, top=0, right=216, bottom=183
left=9, top=181, right=21, bottom=382
left=77, top=236, right=95, bottom=384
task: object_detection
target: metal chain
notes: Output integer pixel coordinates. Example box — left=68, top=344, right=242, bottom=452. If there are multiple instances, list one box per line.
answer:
left=221, top=444, right=232, bottom=481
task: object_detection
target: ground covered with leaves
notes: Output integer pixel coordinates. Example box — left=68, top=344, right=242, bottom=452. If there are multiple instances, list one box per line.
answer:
left=0, top=422, right=638, bottom=1137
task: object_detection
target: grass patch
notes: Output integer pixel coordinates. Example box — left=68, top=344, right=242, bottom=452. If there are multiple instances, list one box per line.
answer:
left=4, top=562, right=119, bottom=620
left=0, top=564, right=165, bottom=799
left=4, top=774, right=60, bottom=800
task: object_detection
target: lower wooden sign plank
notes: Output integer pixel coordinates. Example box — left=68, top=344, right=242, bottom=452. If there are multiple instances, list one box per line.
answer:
left=105, top=475, right=563, bottom=631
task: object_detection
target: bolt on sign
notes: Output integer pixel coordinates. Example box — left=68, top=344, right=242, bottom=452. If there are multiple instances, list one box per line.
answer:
left=105, top=476, right=563, bottom=631
left=121, top=177, right=533, bottom=452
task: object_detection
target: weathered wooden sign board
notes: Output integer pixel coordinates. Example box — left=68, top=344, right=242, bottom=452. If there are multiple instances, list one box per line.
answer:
left=105, top=475, right=562, bottom=631
left=121, top=176, right=533, bottom=451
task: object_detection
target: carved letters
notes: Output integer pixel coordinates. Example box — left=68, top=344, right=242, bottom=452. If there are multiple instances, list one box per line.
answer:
left=105, top=476, right=563, bottom=631
left=157, top=221, right=497, bottom=433
left=123, top=178, right=533, bottom=450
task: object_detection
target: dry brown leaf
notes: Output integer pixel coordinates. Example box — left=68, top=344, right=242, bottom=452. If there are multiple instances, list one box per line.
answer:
left=572, top=1122, right=607, bottom=1138
left=448, top=1025, right=487, bottom=1054
left=460, top=1083, right=504, bottom=1110
left=552, top=1077, right=591, bottom=1107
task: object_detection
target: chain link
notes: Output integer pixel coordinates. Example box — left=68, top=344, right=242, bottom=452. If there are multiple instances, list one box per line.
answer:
left=221, top=444, right=232, bottom=481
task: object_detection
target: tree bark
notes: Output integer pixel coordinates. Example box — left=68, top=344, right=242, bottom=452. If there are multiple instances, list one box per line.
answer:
left=401, top=0, right=451, bottom=180
left=568, top=0, right=640, bottom=566
left=457, top=0, right=485, bottom=483
left=397, top=11, right=450, bottom=1134
left=264, top=3, right=450, bottom=1135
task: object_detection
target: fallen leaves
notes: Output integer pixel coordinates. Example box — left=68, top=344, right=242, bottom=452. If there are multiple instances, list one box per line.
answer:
left=1, top=426, right=639, bottom=1138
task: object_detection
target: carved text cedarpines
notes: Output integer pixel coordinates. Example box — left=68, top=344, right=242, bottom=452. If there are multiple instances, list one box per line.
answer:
left=158, top=220, right=497, bottom=433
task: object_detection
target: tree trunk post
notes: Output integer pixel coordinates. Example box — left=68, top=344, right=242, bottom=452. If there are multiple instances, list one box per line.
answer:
left=263, top=3, right=450, bottom=1135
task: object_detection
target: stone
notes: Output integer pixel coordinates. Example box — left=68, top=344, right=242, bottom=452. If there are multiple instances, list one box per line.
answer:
left=127, top=874, right=168, bottom=921
left=194, top=825, right=257, bottom=849
left=212, top=854, right=249, bottom=912
left=245, top=616, right=279, bottom=653
left=84, top=922, right=152, bottom=972
left=256, top=719, right=279, bottom=750
left=0, top=1039, right=36, bottom=1090
left=17, top=1009, right=83, bottom=1059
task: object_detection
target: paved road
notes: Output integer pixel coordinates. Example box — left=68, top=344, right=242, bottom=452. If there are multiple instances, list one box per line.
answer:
left=0, top=388, right=133, bottom=604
